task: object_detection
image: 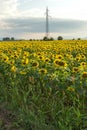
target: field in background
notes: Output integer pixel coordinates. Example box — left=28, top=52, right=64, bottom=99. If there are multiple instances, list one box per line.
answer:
left=0, top=40, right=87, bottom=130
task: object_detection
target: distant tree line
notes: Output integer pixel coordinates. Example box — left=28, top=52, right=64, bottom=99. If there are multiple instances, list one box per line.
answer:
left=43, top=36, right=54, bottom=41
left=2, top=36, right=81, bottom=41
left=43, top=36, right=63, bottom=41
left=2, top=37, right=15, bottom=41
left=42, top=36, right=81, bottom=41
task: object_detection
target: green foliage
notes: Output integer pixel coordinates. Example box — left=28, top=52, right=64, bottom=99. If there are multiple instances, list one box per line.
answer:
left=43, top=36, right=54, bottom=41
left=2, top=37, right=15, bottom=41
left=57, top=36, right=63, bottom=40
left=43, top=36, right=48, bottom=41
left=0, top=40, right=87, bottom=130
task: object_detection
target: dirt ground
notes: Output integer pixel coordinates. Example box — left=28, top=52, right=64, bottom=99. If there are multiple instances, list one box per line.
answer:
left=0, top=103, right=19, bottom=130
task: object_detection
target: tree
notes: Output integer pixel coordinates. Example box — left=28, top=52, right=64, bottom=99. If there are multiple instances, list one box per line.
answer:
left=77, top=38, right=81, bottom=40
left=11, top=37, right=15, bottom=41
left=3, top=37, right=10, bottom=41
left=49, top=37, right=54, bottom=41
left=43, top=36, right=48, bottom=41
left=57, top=36, right=63, bottom=40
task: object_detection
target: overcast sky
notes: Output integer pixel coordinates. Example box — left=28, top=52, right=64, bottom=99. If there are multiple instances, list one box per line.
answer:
left=0, top=0, right=87, bottom=39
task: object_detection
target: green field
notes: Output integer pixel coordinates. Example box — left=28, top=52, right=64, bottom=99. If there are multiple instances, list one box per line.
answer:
left=0, top=40, right=87, bottom=130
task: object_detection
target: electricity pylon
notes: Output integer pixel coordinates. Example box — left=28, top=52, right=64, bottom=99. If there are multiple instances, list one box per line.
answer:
left=46, top=6, right=49, bottom=38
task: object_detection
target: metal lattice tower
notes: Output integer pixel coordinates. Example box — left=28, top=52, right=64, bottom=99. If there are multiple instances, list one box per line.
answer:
left=46, top=6, right=49, bottom=38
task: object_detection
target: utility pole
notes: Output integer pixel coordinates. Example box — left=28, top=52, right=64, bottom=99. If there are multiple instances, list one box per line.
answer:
left=46, top=6, right=49, bottom=38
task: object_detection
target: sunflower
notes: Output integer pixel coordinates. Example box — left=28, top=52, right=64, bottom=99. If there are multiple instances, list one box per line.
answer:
left=22, top=58, right=29, bottom=65
left=11, top=66, right=17, bottom=72
left=3, top=56, right=9, bottom=62
left=54, top=59, right=67, bottom=67
left=44, top=58, right=50, bottom=63
left=80, top=62, right=86, bottom=66
left=14, top=51, right=17, bottom=54
left=80, top=62, right=87, bottom=69
left=23, top=51, right=29, bottom=57
left=14, top=54, right=19, bottom=59
left=37, top=55, right=45, bottom=61
left=9, top=60, right=15, bottom=65
left=81, top=54, right=86, bottom=60
left=31, top=60, right=39, bottom=68
left=39, top=68, right=47, bottom=74
left=55, top=54, right=63, bottom=60
left=81, top=72, right=87, bottom=78
left=67, top=86, right=75, bottom=92
left=75, top=56, right=81, bottom=61
left=72, top=67, right=79, bottom=73
left=8, top=50, right=12, bottom=54
left=19, top=71, right=26, bottom=75
left=10, top=55, right=14, bottom=59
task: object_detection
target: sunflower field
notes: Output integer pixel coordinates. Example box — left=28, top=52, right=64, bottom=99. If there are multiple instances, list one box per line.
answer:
left=0, top=40, right=87, bottom=130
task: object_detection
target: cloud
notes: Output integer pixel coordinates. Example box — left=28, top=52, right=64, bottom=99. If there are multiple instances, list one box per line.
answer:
left=18, top=9, right=45, bottom=18
left=0, top=0, right=87, bottom=39
left=3, top=18, right=87, bottom=32
left=0, top=0, right=19, bottom=19
left=50, top=19, right=87, bottom=32
left=0, top=17, right=87, bottom=39
left=0, top=0, right=87, bottom=20
left=0, top=0, right=45, bottom=19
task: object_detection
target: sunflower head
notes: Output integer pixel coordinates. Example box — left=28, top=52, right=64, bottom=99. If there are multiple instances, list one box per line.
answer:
left=23, top=51, right=29, bottom=57
left=39, top=68, right=47, bottom=74
left=67, top=86, right=75, bottom=92
left=75, top=56, right=81, bottom=61
left=81, top=72, right=87, bottom=78
left=54, top=59, right=67, bottom=67
left=72, top=67, right=79, bottom=73
left=44, top=58, right=50, bottom=63
left=3, top=56, right=9, bottom=62
left=19, top=71, right=26, bottom=75
left=80, top=62, right=87, bottom=69
left=22, top=58, right=29, bottom=65
left=9, top=60, right=15, bottom=65
left=81, top=54, right=86, bottom=59
left=55, top=54, right=63, bottom=60
left=31, top=60, right=39, bottom=68
left=11, top=66, right=17, bottom=72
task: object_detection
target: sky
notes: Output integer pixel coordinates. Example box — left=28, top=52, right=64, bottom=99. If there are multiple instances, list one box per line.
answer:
left=0, top=0, right=87, bottom=39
